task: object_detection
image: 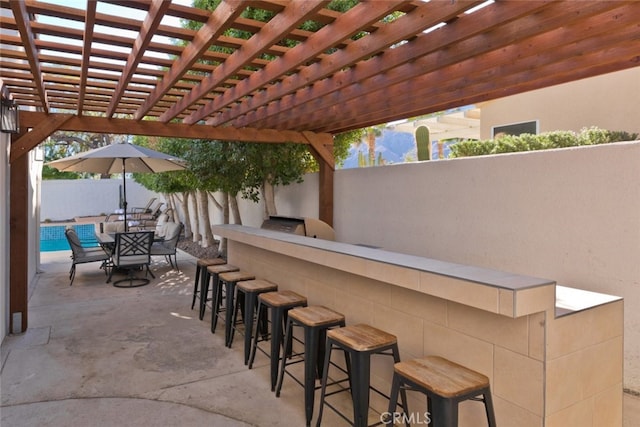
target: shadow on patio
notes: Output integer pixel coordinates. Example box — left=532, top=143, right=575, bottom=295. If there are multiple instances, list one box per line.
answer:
left=0, top=249, right=351, bottom=426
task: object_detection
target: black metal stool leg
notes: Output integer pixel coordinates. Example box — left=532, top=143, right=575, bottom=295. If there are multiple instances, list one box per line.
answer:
left=350, top=350, right=371, bottom=427
left=210, top=275, right=223, bottom=333
left=191, top=264, right=201, bottom=310
left=243, top=291, right=258, bottom=364
left=199, top=271, right=210, bottom=320
left=248, top=301, right=266, bottom=369
left=385, top=373, right=401, bottom=425
left=304, top=325, right=320, bottom=427
left=269, top=306, right=284, bottom=391
left=484, top=389, right=497, bottom=427
left=315, top=339, right=334, bottom=427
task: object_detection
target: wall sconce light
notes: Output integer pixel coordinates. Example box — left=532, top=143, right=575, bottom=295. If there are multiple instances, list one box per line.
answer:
left=1, top=98, right=19, bottom=133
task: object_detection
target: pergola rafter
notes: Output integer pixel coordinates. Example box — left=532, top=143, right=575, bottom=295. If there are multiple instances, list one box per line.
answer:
left=1, top=0, right=637, bottom=135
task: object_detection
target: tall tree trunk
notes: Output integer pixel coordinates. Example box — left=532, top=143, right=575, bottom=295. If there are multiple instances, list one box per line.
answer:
left=191, top=190, right=201, bottom=243
left=209, top=191, right=222, bottom=211
left=230, top=193, right=242, bottom=224
left=262, top=180, right=277, bottom=219
left=177, top=192, right=193, bottom=239
left=197, top=189, right=215, bottom=248
left=218, top=192, right=230, bottom=256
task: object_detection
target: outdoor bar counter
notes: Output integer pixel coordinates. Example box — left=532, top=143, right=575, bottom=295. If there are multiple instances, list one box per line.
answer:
left=213, top=224, right=623, bottom=427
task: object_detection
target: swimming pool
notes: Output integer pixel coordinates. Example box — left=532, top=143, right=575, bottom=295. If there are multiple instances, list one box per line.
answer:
left=40, top=224, right=99, bottom=252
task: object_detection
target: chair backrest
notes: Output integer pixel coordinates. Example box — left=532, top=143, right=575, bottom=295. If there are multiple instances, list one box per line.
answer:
left=154, top=213, right=169, bottom=237
left=160, top=222, right=183, bottom=250
left=143, top=197, right=157, bottom=211
left=103, top=221, right=125, bottom=233
left=148, top=202, right=164, bottom=218
left=112, top=231, right=153, bottom=267
left=65, top=227, right=85, bottom=257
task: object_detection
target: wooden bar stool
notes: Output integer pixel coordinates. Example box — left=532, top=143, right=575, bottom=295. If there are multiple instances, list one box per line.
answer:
left=217, top=270, right=256, bottom=346
left=228, top=279, right=278, bottom=363
left=316, top=324, right=405, bottom=427
left=275, top=306, right=346, bottom=427
left=205, top=264, right=239, bottom=328
left=191, top=258, right=225, bottom=314
left=386, top=356, right=496, bottom=427
left=248, top=290, right=307, bottom=391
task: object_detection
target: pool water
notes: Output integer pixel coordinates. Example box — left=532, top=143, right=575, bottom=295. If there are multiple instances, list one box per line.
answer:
left=41, top=224, right=100, bottom=252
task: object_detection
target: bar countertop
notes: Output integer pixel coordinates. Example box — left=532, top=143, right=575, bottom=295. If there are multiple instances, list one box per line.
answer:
left=213, top=224, right=562, bottom=318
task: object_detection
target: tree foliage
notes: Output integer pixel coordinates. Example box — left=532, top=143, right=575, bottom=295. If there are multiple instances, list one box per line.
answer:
left=42, top=129, right=129, bottom=180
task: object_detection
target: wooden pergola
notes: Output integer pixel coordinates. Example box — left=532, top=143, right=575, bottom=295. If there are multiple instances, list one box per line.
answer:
left=1, top=0, right=639, bottom=332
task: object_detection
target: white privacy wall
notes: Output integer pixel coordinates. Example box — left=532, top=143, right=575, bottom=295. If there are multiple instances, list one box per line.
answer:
left=273, top=141, right=640, bottom=392
left=41, top=179, right=158, bottom=221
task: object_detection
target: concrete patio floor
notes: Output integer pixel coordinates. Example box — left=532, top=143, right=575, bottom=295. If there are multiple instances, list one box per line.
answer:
left=2, top=249, right=639, bottom=426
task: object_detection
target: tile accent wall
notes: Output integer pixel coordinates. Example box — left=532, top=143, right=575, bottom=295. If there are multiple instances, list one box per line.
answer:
left=225, top=237, right=623, bottom=427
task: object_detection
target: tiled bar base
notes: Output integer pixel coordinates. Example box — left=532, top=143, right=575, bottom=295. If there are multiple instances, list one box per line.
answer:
left=213, top=225, right=623, bottom=427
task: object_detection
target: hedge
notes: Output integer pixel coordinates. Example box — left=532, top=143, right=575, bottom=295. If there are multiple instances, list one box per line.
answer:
left=449, top=127, right=639, bottom=158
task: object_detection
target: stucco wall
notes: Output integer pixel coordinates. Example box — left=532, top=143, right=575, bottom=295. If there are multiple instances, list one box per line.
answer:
left=41, top=179, right=158, bottom=221
left=480, top=67, right=640, bottom=138
left=269, top=141, right=640, bottom=392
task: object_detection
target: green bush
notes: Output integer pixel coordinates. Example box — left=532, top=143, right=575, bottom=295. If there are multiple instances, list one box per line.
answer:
left=450, top=127, right=637, bottom=158
left=449, top=140, right=495, bottom=157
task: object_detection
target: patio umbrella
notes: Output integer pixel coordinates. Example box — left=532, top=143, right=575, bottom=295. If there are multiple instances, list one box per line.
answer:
left=47, top=142, right=187, bottom=231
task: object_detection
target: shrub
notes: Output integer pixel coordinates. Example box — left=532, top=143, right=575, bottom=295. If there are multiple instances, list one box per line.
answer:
left=579, top=127, right=639, bottom=145
left=540, top=130, right=579, bottom=149
left=449, top=127, right=637, bottom=158
left=449, top=140, right=495, bottom=157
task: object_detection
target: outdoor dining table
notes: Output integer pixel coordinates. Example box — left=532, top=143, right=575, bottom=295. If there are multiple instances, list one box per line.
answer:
left=95, top=233, right=115, bottom=245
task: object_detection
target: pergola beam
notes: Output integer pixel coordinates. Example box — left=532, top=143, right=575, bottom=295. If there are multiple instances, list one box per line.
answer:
left=134, top=0, right=246, bottom=120
left=193, top=0, right=409, bottom=126
left=18, top=111, right=334, bottom=148
left=209, top=0, right=481, bottom=127
left=9, top=114, right=74, bottom=163
left=9, top=0, right=48, bottom=113
left=250, top=0, right=615, bottom=131
left=107, top=0, right=170, bottom=118
left=163, top=0, right=329, bottom=123
left=77, top=0, right=97, bottom=116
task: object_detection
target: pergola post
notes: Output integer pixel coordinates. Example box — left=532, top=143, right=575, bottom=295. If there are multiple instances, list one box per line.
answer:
left=303, top=132, right=335, bottom=227
left=9, top=133, right=28, bottom=333
left=318, top=161, right=334, bottom=227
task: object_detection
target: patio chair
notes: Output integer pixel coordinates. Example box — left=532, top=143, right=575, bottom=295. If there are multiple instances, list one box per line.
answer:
left=130, top=197, right=157, bottom=214
left=64, top=227, right=111, bottom=286
left=132, top=202, right=164, bottom=221
left=135, top=207, right=173, bottom=233
left=107, top=231, right=155, bottom=288
left=150, top=222, right=184, bottom=270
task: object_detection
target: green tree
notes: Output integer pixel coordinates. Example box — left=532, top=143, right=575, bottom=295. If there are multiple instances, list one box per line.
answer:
left=42, top=130, right=128, bottom=180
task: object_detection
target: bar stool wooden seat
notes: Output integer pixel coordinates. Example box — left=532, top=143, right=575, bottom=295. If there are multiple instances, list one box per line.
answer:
left=205, top=264, right=239, bottom=327
left=248, top=290, right=307, bottom=391
left=191, top=258, right=225, bottom=314
left=316, top=324, right=405, bottom=427
left=275, top=306, right=346, bottom=427
left=217, top=270, right=256, bottom=346
left=228, top=279, right=278, bottom=363
left=386, top=356, right=496, bottom=427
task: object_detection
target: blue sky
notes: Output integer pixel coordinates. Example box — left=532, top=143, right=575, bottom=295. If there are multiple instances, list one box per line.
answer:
left=35, top=0, right=193, bottom=60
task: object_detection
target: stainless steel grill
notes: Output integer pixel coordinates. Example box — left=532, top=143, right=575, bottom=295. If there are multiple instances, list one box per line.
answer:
left=260, top=216, right=335, bottom=241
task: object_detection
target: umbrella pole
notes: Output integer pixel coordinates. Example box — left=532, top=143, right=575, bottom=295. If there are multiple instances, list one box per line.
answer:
left=122, top=158, right=128, bottom=232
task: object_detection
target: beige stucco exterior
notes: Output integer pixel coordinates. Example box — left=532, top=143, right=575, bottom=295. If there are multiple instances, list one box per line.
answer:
left=479, top=67, right=640, bottom=139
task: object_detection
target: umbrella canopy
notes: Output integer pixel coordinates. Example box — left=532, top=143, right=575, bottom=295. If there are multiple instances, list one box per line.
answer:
left=46, top=142, right=186, bottom=174
left=47, top=143, right=187, bottom=231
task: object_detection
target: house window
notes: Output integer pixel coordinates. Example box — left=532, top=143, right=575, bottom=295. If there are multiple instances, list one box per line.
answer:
left=492, top=120, right=538, bottom=138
